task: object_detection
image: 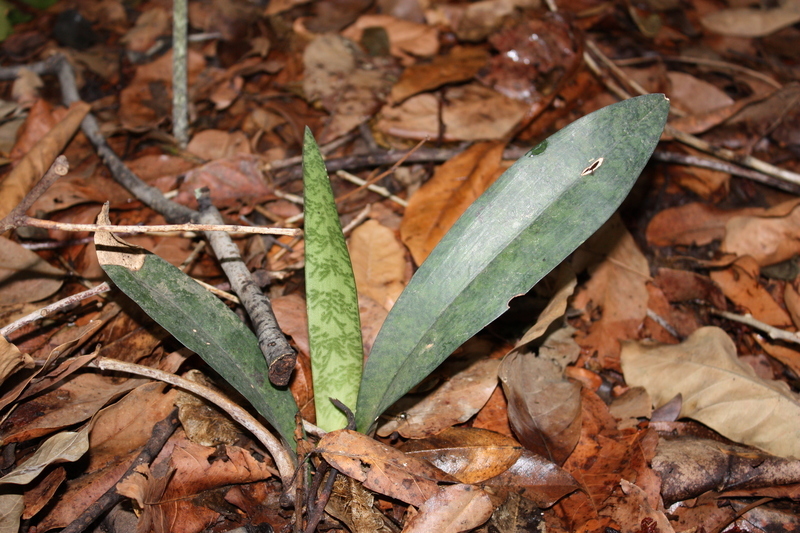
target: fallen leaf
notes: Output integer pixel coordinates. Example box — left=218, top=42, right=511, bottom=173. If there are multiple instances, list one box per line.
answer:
left=326, top=475, right=393, bottom=533
left=667, top=71, right=734, bottom=115
left=482, top=449, right=580, bottom=508
left=499, top=351, right=581, bottom=465
left=622, top=326, right=800, bottom=458
left=377, top=358, right=501, bottom=438
left=701, top=0, right=800, bottom=37
left=317, top=429, right=458, bottom=507
left=400, top=142, right=506, bottom=265
left=645, top=202, right=763, bottom=247
left=709, top=256, right=792, bottom=327
left=350, top=219, right=407, bottom=310
left=389, top=46, right=488, bottom=104
left=600, top=480, right=675, bottom=533
left=172, top=154, right=274, bottom=209
left=722, top=202, right=800, bottom=266
left=400, top=484, right=493, bottom=533
left=653, top=436, right=800, bottom=503
left=186, top=130, right=251, bottom=160
left=0, top=425, right=90, bottom=485
left=120, top=7, right=169, bottom=52
left=376, top=84, right=529, bottom=141
left=400, top=427, right=523, bottom=484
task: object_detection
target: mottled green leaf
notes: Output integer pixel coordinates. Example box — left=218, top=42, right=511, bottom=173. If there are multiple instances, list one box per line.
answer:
left=356, top=94, right=669, bottom=433
left=303, top=127, right=363, bottom=431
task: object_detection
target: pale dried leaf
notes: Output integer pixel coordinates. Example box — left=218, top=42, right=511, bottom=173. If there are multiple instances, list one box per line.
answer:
left=0, top=425, right=90, bottom=485
left=350, top=219, right=407, bottom=310
left=0, top=494, right=24, bottom=533
left=701, top=0, right=800, bottom=37
left=621, top=326, right=800, bottom=458
left=0, top=338, right=32, bottom=386
left=400, top=484, right=493, bottom=533
left=722, top=204, right=800, bottom=266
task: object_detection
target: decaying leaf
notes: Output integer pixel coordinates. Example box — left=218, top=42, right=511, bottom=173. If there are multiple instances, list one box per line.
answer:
left=377, top=358, right=501, bottom=438
left=317, top=429, right=458, bottom=507
left=326, top=475, right=393, bottom=533
left=349, top=219, right=407, bottom=311
left=175, top=370, right=240, bottom=447
left=400, top=484, right=493, bottom=533
left=0, top=237, right=65, bottom=305
left=499, top=350, right=581, bottom=465
left=622, top=326, right=800, bottom=459
left=400, top=427, right=523, bottom=484
left=0, top=338, right=32, bottom=386
left=701, top=0, right=800, bottom=37
left=0, top=425, right=90, bottom=486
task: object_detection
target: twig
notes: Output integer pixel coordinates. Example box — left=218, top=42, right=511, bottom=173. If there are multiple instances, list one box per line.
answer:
left=0, top=282, right=111, bottom=339
left=710, top=308, right=800, bottom=345
left=172, top=0, right=189, bottom=148
left=90, top=356, right=295, bottom=486
left=582, top=43, right=800, bottom=189
left=336, top=170, right=408, bottom=207
left=59, top=409, right=180, bottom=533
left=651, top=150, right=800, bottom=195
left=12, top=216, right=301, bottom=236
left=196, top=189, right=297, bottom=387
left=0, top=155, right=69, bottom=233
left=614, top=55, right=782, bottom=90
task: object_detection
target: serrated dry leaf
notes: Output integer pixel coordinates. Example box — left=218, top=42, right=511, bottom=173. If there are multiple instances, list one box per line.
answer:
left=400, top=484, right=493, bottom=533
left=317, top=429, right=458, bottom=507
left=621, top=326, right=800, bottom=458
left=400, top=427, right=522, bottom=484
left=377, top=358, right=501, bottom=438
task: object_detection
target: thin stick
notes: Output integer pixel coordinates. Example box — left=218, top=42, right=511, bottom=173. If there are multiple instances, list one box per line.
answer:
left=614, top=55, right=782, bottom=89
left=711, top=309, right=800, bottom=345
left=336, top=170, right=408, bottom=207
left=1, top=282, right=111, bottom=338
left=90, top=356, right=295, bottom=486
left=14, top=216, right=301, bottom=236
left=0, top=156, right=69, bottom=233
left=59, top=409, right=180, bottom=533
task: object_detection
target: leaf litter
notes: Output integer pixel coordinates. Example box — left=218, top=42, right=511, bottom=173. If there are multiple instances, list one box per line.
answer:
left=1, top=0, right=800, bottom=531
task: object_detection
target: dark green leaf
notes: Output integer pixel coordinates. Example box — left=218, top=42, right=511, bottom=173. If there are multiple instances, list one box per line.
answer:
left=95, top=219, right=298, bottom=449
left=355, top=94, right=669, bottom=433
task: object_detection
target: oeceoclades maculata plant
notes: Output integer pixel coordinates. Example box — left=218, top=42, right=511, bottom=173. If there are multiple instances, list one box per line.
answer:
left=97, top=93, right=669, bottom=461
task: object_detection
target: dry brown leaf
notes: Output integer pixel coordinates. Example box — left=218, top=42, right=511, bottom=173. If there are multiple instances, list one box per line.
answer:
left=646, top=202, right=765, bottom=247
left=400, top=427, right=522, bottom=484
left=116, top=464, right=175, bottom=533
left=709, top=256, right=792, bottom=327
left=482, top=448, right=580, bottom=508
left=317, top=429, right=458, bottom=507
left=0, top=100, right=89, bottom=224
left=22, top=466, right=66, bottom=520
left=722, top=203, right=800, bottom=266
left=35, top=383, right=178, bottom=531
left=499, top=351, right=581, bottom=465
left=389, top=46, right=488, bottom=104
left=701, top=0, right=800, bottom=37
left=186, top=130, right=251, bottom=160
left=401, top=142, right=505, bottom=265
left=666, top=71, right=734, bottom=115
left=515, top=268, right=577, bottom=348
left=271, top=293, right=309, bottom=356
left=172, top=155, right=273, bottom=209
left=572, top=217, right=650, bottom=368
left=350, top=219, right=407, bottom=310
left=377, top=358, right=501, bottom=438
left=600, top=480, right=675, bottom=533
left=0, top=337, right=32, bottom=385
left=621, top=326, right=800, bottom=458
left=359, top=294, right=389, bottom=357
left=120, top=7, right=170, bottom=52
left=341, top=14, right=439, bottom=61
left=653, top=436, right=800, bottom=504
left=472, top=385, right=512, bottom=437
left=376, top=83, right=529, bottom=141
left=652, top=267, right=726, bottom=309
left=400, top=484, right=493, bottom=533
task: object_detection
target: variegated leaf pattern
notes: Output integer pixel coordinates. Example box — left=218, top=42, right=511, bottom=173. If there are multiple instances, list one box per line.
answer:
left=303, top=127, right=364, bottom=431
